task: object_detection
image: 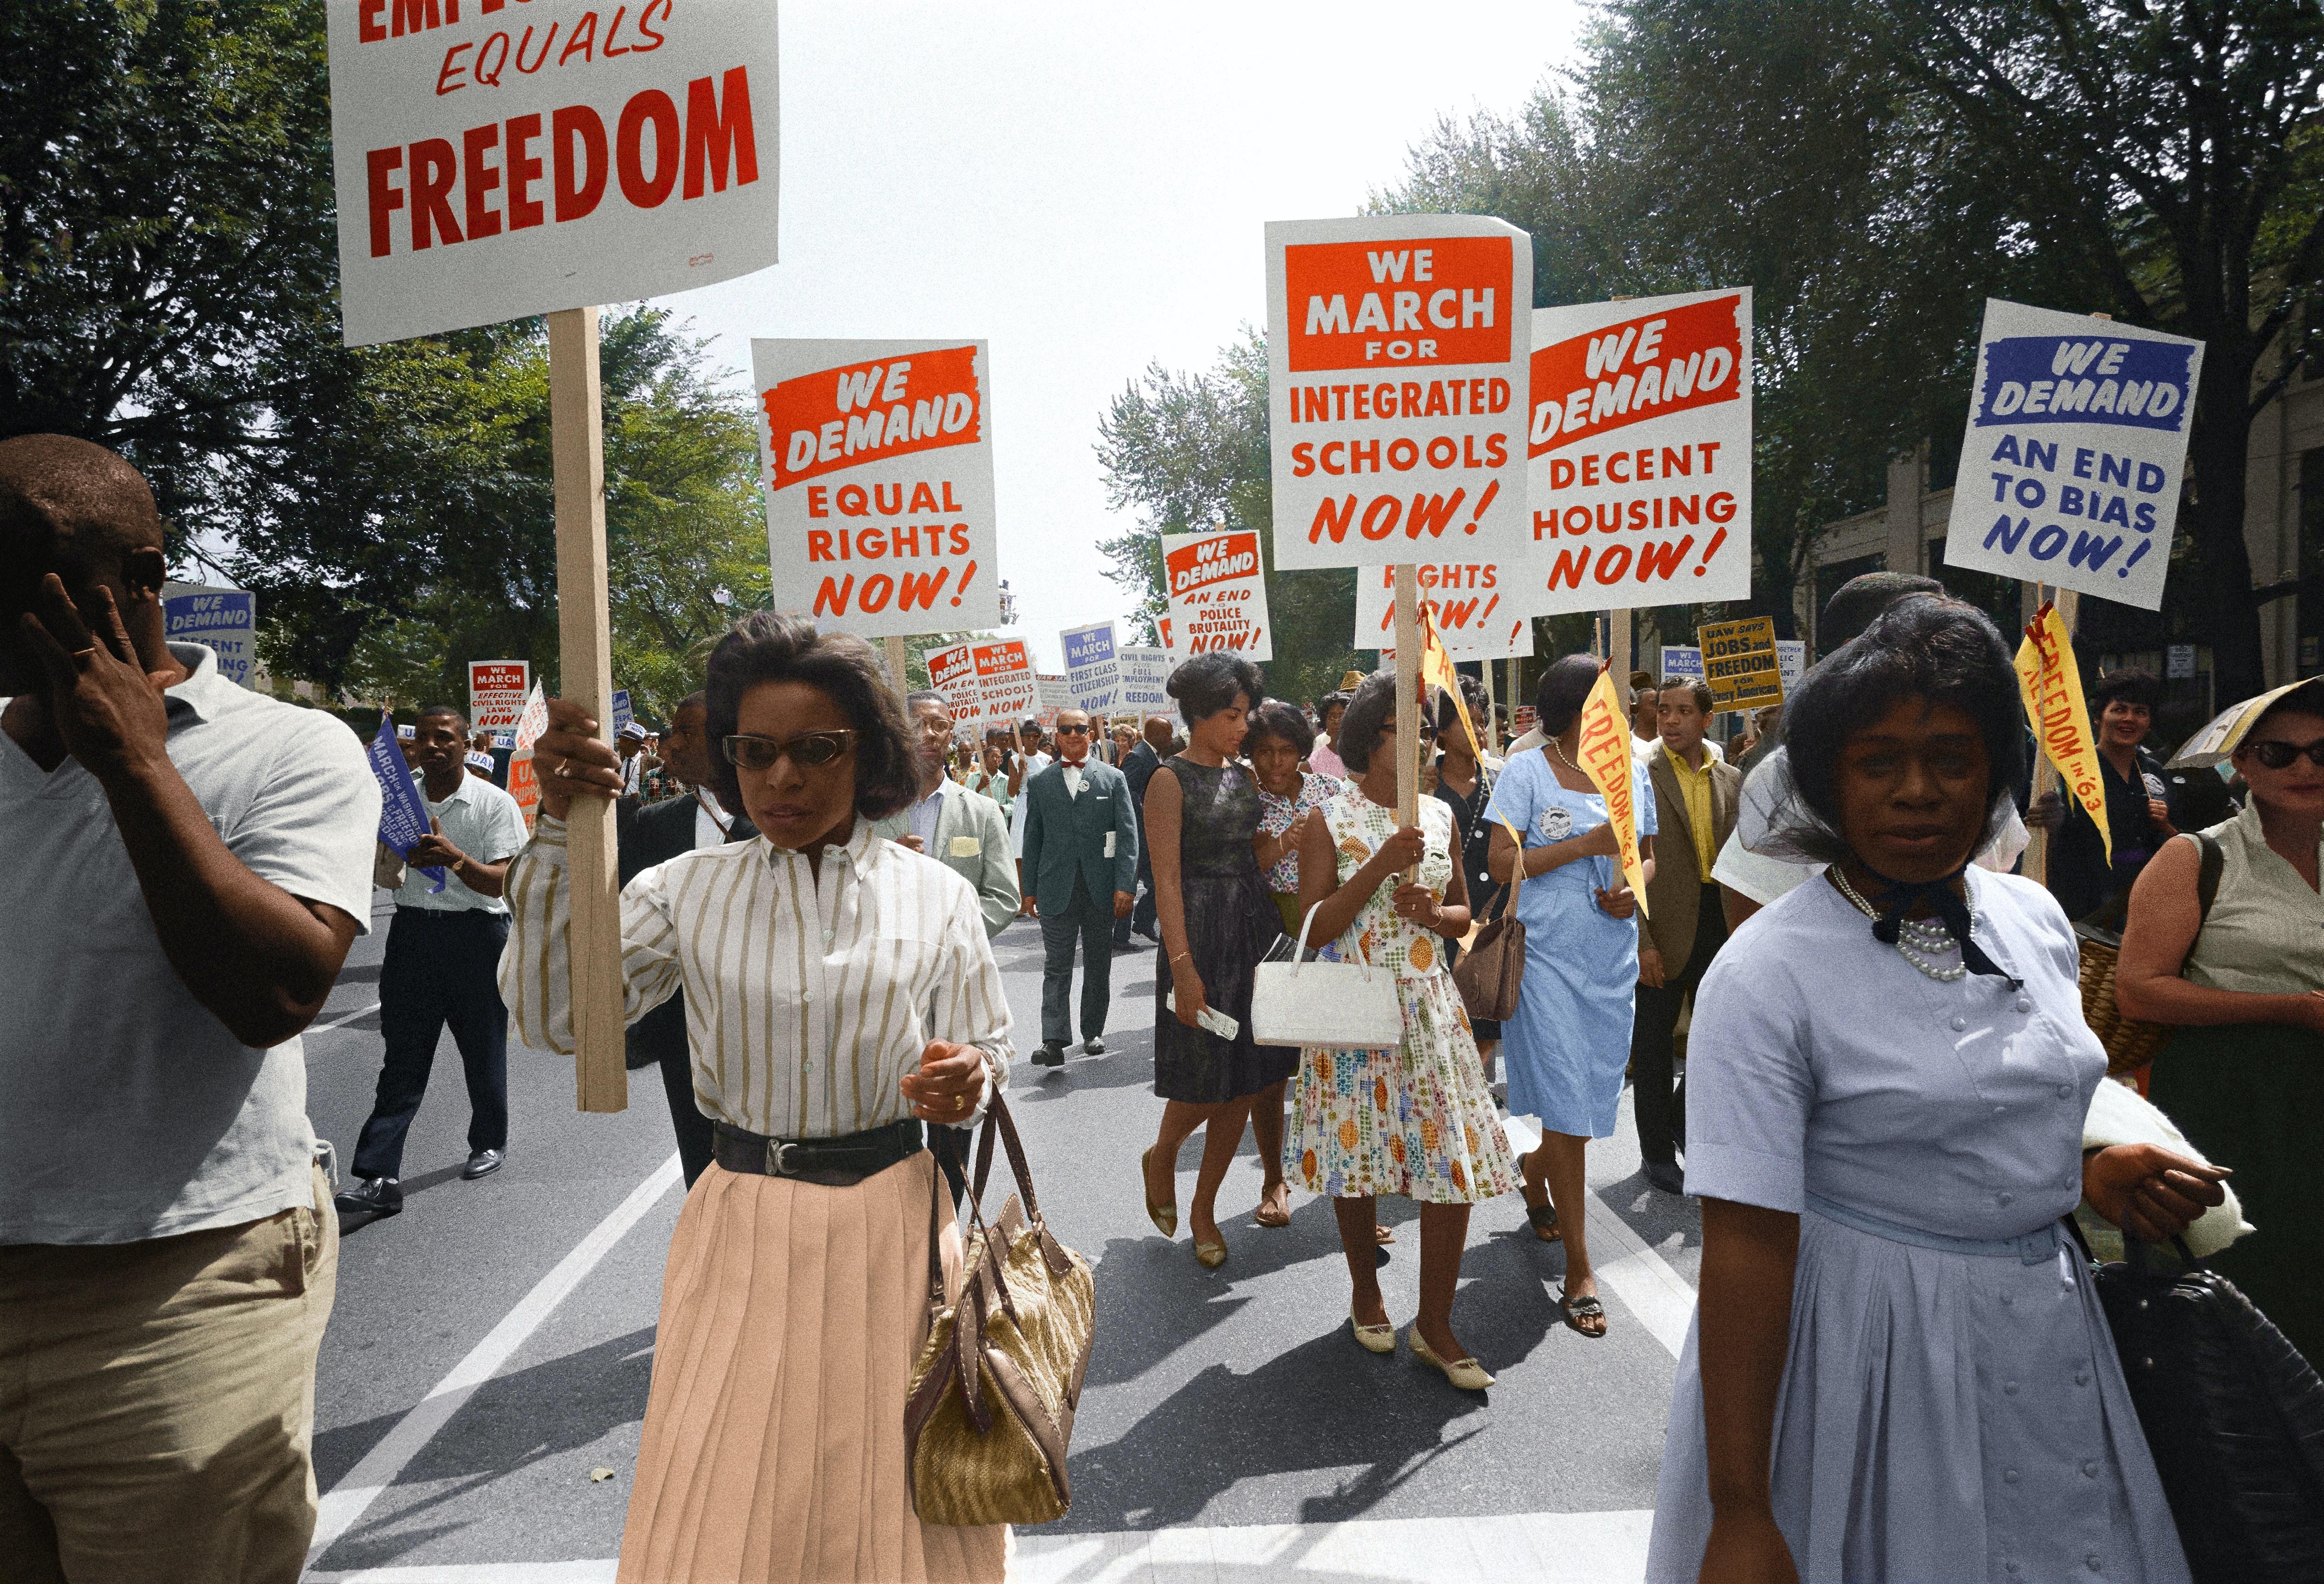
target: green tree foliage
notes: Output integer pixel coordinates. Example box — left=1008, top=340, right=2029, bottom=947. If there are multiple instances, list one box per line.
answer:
left=250, top=309, right=769, bottom=725
left=1377, top=1, right=2324, bottom=694
left=1095, top=330, right=1361, bottom=711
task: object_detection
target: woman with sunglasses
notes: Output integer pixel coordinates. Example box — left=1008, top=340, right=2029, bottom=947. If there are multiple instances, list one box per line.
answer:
left=502, top=614, right=1014, bottom=1583
left=2118, top=678, right=2324, bottom=1366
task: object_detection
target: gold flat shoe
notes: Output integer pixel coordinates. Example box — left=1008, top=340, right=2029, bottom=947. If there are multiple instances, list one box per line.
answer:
left=1407, top=1326, right=1494, bottom=1390
left=1194, top=1238, right=1228, bottom=1268
left=1351, top=1308, right=1396, bottom=1353
left=1141, top=1146, right=1177, bottom=1238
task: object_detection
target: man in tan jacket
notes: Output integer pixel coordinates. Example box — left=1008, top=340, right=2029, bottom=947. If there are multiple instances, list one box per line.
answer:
left=1633, top=676, right=1741, bottom=1194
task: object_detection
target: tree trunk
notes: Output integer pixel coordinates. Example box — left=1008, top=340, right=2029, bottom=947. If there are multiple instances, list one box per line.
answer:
left=2186, top=342, right=2267, bottom=702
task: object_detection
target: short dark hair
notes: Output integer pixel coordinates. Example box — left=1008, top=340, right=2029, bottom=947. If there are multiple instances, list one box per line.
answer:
left=1169, top=651, right=1264, bottom=724
left=1315, top=690, right=1350, bottom=719
left=703, top=613, right=918, bottom=820
left=1659, top=676, right=1716, bottom=714
left=1246, top=698, right=1314, bottom=757
left=676, top=690, right=706, bottom=717
left=904, top=688, right=949, bottom=715
left=1780, top=595, right=2019, bottom=865
left=1018, top=717, right=1042, bottom=734
left=1534, top=654, right=1601, bottom=737
left=1334, top=672, right=1396, bottom=773
left=416, top=704, right=466, bottom=731
left=1821, top=572, right=1944, bottom=653
left=2088, top=668, right=2160, bottom=712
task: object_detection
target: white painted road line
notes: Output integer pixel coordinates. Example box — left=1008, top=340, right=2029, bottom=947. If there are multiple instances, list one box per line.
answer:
left=1500, top=1115, right=1696, bottom=1359
left=303, top=1153, right=684, bottom=1575
left=299, top=1510, right=1654, bottom=1584
left=307, top=1001, right=383, bottom=1036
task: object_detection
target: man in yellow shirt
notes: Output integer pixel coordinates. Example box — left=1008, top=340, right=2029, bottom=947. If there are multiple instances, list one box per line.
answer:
left=1634, top=678, right=1741, bottom=1194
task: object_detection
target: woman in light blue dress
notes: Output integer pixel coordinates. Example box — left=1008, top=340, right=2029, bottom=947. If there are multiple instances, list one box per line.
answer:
left=1647, top=595, right=2223, bottom=1584
left=1489, top=654, right=1656, bottom=1337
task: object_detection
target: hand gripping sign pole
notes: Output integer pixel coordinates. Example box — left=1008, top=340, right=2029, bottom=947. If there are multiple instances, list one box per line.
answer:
left=548, top=309, right=627, bottom=1113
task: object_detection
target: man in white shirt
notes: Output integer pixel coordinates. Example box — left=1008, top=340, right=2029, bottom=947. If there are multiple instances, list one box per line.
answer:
left=616, top=718, right=649, bottom=796
left=871, top=691, right=1019, bottom=937
left=338, top=704, right=530, bottom=1214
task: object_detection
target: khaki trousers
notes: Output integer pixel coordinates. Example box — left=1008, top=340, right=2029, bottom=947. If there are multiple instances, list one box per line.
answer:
left=0, top=1165, right=337, bottom=1584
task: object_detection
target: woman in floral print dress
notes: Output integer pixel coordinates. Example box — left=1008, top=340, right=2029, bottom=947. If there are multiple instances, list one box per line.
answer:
left=1290, top=673, right=1520, bottom=1390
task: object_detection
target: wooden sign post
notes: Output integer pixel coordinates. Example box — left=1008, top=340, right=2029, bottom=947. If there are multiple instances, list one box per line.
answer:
left=547, top=307, right=627, bottom=1114
left=1609, top=607, right=1634, bottom=730
left=1394, top=565, right=1421, bottom=868
left=2020, top=584, right=2080, bottom=887
left=884, top=635, right=910, bottom=699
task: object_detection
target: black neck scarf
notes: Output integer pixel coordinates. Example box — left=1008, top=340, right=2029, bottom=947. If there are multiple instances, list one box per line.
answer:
left=1853, top=862, right=2020, bottom=988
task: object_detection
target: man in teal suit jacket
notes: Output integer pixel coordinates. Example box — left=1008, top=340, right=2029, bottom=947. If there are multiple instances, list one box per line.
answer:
left=1020, top=708, right=1138, bottom=1066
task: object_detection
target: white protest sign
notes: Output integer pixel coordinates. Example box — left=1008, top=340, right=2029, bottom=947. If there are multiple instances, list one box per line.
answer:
left=1061, top=620, right=1120, bottom=711
left=326, top=0, right=779, bottom=346
left=161, top=582, right=258, bottom=688
left=468, top=660, right=530, bottom=733
left=1943, top=300, right=2202, bottom=611
left=1161, top=529, right=1272, bottom=660
left=971, top=640, right=1037, bottom=733
left=1355, top=563, right=1532, bottom=658
left=1035, top=673, right=1073, bottom=729
left=1117, top=645, right=1172, bottom=715
left=1776, top=639, right=1806, bottom=694
left=1524, top=289, right=1754, bottom=616
left=753, top=339, right=998, bottom=636
left=1267, top=214, right=1534, bottom=570
left=924, top=641, right=979, bottom=722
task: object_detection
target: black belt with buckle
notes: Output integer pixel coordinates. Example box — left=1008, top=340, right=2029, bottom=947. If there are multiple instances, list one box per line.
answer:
left=711, top=1118, right=924, bottom=1186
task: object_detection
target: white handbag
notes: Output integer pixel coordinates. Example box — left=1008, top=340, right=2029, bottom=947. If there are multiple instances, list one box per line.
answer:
left=1248, top=900, right=1405, bottom=1049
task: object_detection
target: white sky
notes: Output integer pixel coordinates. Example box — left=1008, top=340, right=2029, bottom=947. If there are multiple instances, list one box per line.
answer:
left=664, top=1, right=1591, bottom=670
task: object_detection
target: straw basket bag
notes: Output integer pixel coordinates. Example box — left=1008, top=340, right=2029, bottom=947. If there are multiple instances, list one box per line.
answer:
left=2073, top=832, right=2222, bottom=1076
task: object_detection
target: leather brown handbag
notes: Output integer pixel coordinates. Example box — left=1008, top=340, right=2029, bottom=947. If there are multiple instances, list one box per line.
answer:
left=1453, top=842, right=1525, bottom=1023
left=903, top=1095, right=1095, bottom=1527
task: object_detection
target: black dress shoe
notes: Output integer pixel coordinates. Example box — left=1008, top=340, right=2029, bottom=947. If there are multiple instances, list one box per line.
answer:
left=1032, top=1043, right=1066, bottom=1067
left=1083, top=1037, right=1106, bottom=1056
left=1643, top=1161, right=1686, bottom=1195
left=334, top=1176, right=402, bottom=1216
left=462, top=1148, right=505, bottom=1180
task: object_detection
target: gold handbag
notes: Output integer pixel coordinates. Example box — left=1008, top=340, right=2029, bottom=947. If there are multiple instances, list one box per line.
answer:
left=903, top=1096, right=1094, bottom=1527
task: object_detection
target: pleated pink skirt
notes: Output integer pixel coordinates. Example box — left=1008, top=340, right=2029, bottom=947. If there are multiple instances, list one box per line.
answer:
left=617, top=1152, right=1010, bottom=1584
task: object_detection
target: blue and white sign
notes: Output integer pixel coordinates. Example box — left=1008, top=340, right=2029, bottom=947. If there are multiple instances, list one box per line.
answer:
left=1943, top=299, right=2203, bottom=612
left=365, top=716, right=445, bottom=892
left=1061, top=620, right=1120, bottom=712
left=161, top=582, right=257, bottom=688
left=1658, top=645, right=1704, bottom=684
left=610, top=689, right=634, bottom=736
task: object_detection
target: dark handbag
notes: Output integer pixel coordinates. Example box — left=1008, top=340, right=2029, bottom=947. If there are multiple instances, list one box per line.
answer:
left=1452, top=867, right=1524, bottom=1023
left=2080, top=1230, right=2324, bottom=1581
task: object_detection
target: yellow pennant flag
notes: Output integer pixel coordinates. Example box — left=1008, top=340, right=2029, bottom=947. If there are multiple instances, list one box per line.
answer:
left=1420, top=605, right=1530, bottom=864
left=1573, top=667, right=1650, bottom=917
left=2016, top=601, right=2110, bottom=867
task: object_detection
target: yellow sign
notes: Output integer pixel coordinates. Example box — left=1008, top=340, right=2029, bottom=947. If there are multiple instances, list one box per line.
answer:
left=2015, top=601, right=2110, bottom=866
left=1697, top=615, right=1783, bottom=710
left=1574, top=668, right=1650, bottom=917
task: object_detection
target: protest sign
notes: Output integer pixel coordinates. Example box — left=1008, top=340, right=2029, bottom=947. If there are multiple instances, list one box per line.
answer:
left=924, top=641, right=978, bottom=719
left=507, top=683, right=550, bottom=829
left=366, top=716, right=445, bottom=891
left=1696, top=616, right=1783, bottom=710
left=161, top=582, right=258, bottom=688
left=326, top=0, right=779, bottom=347
left=753, top=339, right=999, bottom=635
left=1574, top=670, right=1649, bottom=916
left=1267, top=214, right=1534, bottom=571
left=1061, top=620, right=1120, bottom=712
left=1035, top=673, right=1073, bottom=729
left=1943, top=300, right=2203, bottom=611
left=1658, top=645, right=1704, bottom=684
left=972, top=640, right=1037, bottom=732
left=1356, top=562, right=1531, bottom=658
left=468, top=660, right=531, bottom=733
left=1775, top=640, right=1806, bottom=695
left=1512, top=704, right=1538, bottom=738
left=2015, top=602, right=2110, bottom=866
left=1117, top=645, right=1172, bottom=715
left=609, top=688, right=633, bottom=736
left=1161, top=529, right=1272, bottom=660
left=1525, top=290, right=1754, bottom=617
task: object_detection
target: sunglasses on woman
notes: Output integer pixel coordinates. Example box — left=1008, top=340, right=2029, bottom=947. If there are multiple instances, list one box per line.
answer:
left=722, top=729, right=856, bottom=771
left=2247, top=737, right=2324, bottom=770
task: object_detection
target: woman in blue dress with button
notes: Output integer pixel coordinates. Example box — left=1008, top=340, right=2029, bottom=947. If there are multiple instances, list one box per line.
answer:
left=1489, top=653, right=1657, bottom=1337
left=1646, top=595, right=2226, bottom=1584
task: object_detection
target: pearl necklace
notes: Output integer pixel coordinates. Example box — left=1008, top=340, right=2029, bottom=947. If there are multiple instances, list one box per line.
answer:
left=1830, top=867, right=1973, bottom=983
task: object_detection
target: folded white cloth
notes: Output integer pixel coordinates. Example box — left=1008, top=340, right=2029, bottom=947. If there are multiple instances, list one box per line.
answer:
left=2076, top=1074, right=2253, bottom=1263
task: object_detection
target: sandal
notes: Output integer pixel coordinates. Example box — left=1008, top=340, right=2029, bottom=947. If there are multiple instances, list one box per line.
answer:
left=1252, top=1181, right=1292, bottom=1229
left=1520, top=1184, right=1560, bottom=1243
left=1558, top=1288, right=1607, bottom=1338
left=1374, top=1222, right=1395, bottom=1245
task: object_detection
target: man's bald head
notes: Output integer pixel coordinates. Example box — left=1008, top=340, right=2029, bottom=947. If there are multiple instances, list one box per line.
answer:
left=0, top=437, right=170, bottom=694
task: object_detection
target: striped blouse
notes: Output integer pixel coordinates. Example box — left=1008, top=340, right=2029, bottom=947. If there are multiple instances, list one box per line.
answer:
left=501, top=813, right=1013, bottom=1140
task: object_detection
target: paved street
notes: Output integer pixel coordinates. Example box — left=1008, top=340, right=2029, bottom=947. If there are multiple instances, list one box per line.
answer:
left=301, top=892, right=1701, bottom=1584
